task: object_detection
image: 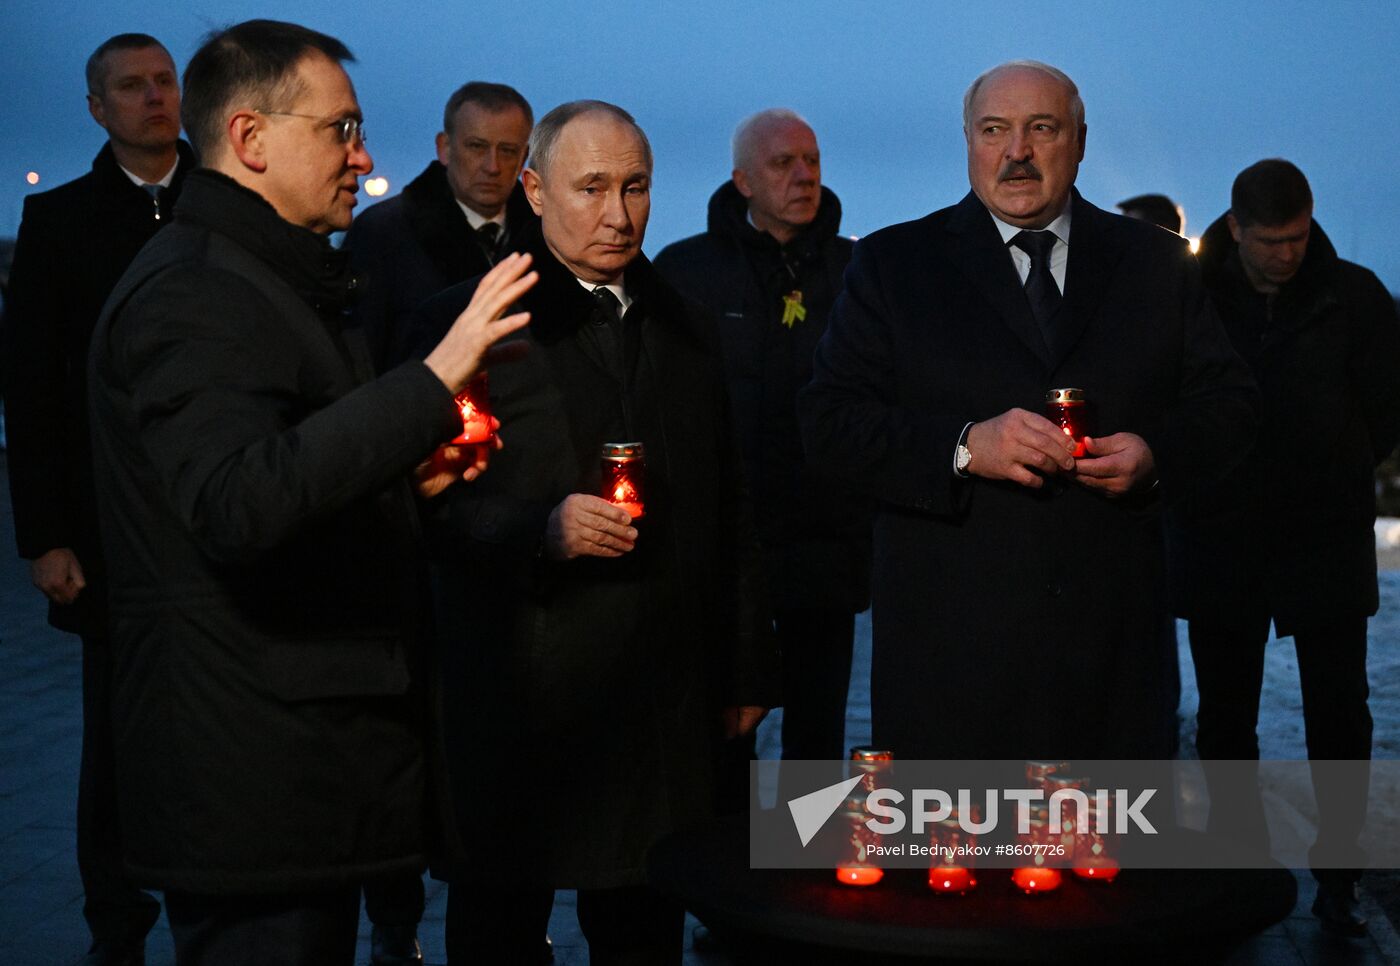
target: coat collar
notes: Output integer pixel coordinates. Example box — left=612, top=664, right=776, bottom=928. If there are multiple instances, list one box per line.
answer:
left=944, top=188, right=1123, bottom=371
left=705, top=179, right=845, bottom=258
left=174, top=169, right=355, bottom=316
left=1198, top=211, right=1342, bottom=332
left=400, top=161, right=537, bottom=283
left=90, top=139, right=196, bottom=210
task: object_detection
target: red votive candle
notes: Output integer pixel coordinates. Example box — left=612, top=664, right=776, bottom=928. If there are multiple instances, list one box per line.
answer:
left=1045, top=388, right=1089, bottom=458
left=600, top=442, right=646, bottom=519
left=927, top=811, right=978, bottom=895
left=1012, top=807, right=1063, bottom=895
left=452, top=372, right=494, bottom=445
left=849, top=747, right=894, bottom=794
left=834, top=794, right=884, bottom=887
left=1073, top=791, right=1121, bottom=883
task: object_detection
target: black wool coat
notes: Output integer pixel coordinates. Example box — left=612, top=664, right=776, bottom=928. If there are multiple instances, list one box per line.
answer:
left=87, top=170, right=463, bottom=894
left=654, top=183, right=872, bottom=613
left=1166, top=216, right=1400, bottom=633
left=2, top=141, right=193, bottom=635
left=409, top=234, right=778, bottom=888
left=800, top=191, right=1258, bottom=761
left=343, top=161, right=538, bottom=373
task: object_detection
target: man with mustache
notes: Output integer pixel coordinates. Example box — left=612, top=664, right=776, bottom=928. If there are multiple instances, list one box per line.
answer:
left=3, top=32, right=192, bottom=966
left=801, top=60, right=1257, bottom=763
left=1171, top=159, right=1400, bottom=936
left=655, top=109, right=871, bottom=777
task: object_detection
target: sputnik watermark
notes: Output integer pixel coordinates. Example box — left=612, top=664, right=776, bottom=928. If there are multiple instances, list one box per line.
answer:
left=865, top=787, right=1157, bottom=836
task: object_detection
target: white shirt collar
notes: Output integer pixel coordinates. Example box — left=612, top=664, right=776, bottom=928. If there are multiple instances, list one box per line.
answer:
left=987, top=200, right=1073, bottom=247
left=576, top=276, right=632, bottom=312
left=119, top=155, right=179, bottom=190
left=457, top=199, right=507, bottom=232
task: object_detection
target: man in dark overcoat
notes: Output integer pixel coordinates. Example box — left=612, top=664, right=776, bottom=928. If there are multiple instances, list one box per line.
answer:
left=407, top=100, right=777, bottom=966
left=655, top=109, right=871, bottom=770
left=344, top=81, right=538, bottom=373
left=2, top=32, right=191, bottom=965
left=85, top=20, right=536, bottom=964
left=1169, top=159, right=1400, bottom=936
left=799, top=60, right=1258, bottom=763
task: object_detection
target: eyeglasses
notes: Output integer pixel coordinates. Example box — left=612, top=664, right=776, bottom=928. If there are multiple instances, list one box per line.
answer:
left=258, top=110, right=366, bottom=146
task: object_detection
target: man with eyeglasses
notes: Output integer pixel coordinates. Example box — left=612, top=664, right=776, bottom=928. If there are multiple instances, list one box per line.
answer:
left=86, top=20, right=537, bottom=964
left=345, top=82, right=537, bottom=373
left=3, top=31, right=192, bottom=966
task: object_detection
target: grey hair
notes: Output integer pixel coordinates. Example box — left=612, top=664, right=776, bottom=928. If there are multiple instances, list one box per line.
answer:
left=962, top=60, right=1085, bottom=133
left=526, top=99, right=652, bottom=181
left=731, top=108, right=810, bottom=171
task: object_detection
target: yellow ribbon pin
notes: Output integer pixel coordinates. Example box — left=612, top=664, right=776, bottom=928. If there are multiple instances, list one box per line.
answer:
left=781, top=290, right=807, bottom=328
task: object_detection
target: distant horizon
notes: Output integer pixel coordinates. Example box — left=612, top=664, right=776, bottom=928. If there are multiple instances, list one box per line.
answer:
left=4, top=1, right=1399, bottom=291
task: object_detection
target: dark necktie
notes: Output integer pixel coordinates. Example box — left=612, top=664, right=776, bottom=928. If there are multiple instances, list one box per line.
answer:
left=476, top=221, right=502, bottom=262
left=1011, top=229, right=1062, bottom=341
left=590, top=286, right=624, bottom=377
left=142, top=182, right=166, bottom=221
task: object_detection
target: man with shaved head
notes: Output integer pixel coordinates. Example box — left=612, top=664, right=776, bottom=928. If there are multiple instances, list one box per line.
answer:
left=407, top=100, right=776, bottom=963
left=801, top=61, right=1257, bottom=763
left=656, top=109, right=870, bottom=775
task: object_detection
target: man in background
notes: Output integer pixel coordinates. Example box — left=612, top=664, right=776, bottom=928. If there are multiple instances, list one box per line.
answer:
left=1118, top=192, right=1184, bottom=234
left=345, top=81, right=536, bottom=372
left=1172, top=158, right=1400, bottom=936
left=2, top=32, right=192, bottom=965
left=655, top=109, right=869, bottom=775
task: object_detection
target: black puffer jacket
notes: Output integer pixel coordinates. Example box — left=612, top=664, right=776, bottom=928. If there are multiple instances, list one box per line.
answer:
left=654, top=183, right=871, bottom=612
left=1167, top=214, right=1400, bottom=631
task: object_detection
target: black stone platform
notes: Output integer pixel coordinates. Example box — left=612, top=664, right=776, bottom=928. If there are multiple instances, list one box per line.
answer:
left=649, top=814, right=1298, bottom=964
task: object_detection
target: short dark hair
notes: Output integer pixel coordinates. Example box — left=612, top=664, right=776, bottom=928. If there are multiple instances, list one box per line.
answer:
left=1117, top=193, right=1182, bottom=234
left=527, top=100, right=652, bottom=181
left=1231, top=159, right=1313, bottom=229
left=86, top=33, right=169, bottom=95
left=181, top=19, right=354, bottom=160
left=443, top=82, right=533, bottom=135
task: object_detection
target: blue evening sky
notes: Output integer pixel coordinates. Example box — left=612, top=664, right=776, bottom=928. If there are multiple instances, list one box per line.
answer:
left=3, top=1, right=1398, bottom=290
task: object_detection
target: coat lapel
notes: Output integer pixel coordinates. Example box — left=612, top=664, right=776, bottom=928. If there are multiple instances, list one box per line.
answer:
left=1057, top=190, right=1126, bottom=368
left=944, top=193, right=1055, bottom=369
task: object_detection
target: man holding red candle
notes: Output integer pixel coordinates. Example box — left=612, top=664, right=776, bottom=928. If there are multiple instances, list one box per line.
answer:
left=1170, top=159, right=1400, bottom=936
left=85, top=21, right=536, bottom=963
left=801, top=61, right=1257, bottom=764
left=405, top=100, right=777, bottom=965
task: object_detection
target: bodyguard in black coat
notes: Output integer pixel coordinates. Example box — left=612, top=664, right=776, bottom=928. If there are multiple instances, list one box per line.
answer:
left=86, top=22, right=536, bottom=962
left=409, top=101, right=777, bottom=966
left=344, top=82, right=537, bottom=373
left=654, top=109, right=871, bottom=769
left=1, top=32, right=190, bottom=961
left=800, top=62, right=1257, bottom=763
left=1167, top=159, right=1400, bottom=934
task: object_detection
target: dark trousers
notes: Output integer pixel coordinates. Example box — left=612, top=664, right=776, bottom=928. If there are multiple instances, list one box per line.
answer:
left=79, top=633, right=161, bottom=944
left=362, top=870, right=425, bottom=927
left=1188, top=613, right=1372, bottom=882
left=777, top=608, right=857, bottom=760
left=165, top=889, right=360, bottom=965
left=445, top=883, right=684, bottom=966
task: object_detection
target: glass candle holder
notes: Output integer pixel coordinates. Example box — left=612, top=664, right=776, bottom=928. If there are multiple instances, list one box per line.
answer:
left=1073, top=791, right=1121, bottom=883
left=835, top=794, right=883, bottom=887
left=927, top=810, right=979, bottom=896
left=1011, top=806, right=1063, bottom=895
left=600, top=442, right=646, bottom=519
left=1045, top=388, right=1090, bottom=458
left=849, top=747, right=894, bottom=794
left=452, top=372, right=494, bottom=445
